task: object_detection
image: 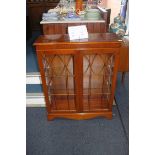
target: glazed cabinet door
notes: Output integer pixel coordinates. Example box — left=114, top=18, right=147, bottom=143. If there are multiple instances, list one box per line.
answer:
left=36, top=50, right=80, bottom=113
left=82, top=49, right=119, bottom=112
left=36, top=48, right=119, bottom=115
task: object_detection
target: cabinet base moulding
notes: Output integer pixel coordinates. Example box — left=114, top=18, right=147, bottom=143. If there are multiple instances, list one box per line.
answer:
left=47, top=112, right=112, bottom=120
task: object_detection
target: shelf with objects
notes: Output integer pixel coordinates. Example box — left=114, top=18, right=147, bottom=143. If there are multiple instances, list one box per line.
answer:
left=27, top=0, right=111, bottom=33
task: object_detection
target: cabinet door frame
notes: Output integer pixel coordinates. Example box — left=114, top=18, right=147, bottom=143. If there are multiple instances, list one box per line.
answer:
left=79, top=48, right=120, bottom=112
left=36, top=47, right=119, bottom=114
left=36, top=49, right=80, bottom=113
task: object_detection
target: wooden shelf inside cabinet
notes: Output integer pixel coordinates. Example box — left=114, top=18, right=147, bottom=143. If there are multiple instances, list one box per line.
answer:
left=33, top=33, right=122, bottom=120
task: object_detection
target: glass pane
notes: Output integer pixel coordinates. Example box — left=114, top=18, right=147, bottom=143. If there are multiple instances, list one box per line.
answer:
left=83, top=53, right=114, bottom=111
left=42, top=54, right=76, bottom=112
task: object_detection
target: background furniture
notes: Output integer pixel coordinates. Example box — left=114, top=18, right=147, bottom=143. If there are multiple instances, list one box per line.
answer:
left=34, top=33, right=121, bottom=120
left=118, top=39, right=129, bottom=83
left=42, top=20, right=108, bottom=35
left=27, top=0, right=111, bottom=33
left=27, top=0, right=59, bottom=31
left=26, top=15, right=32, bottom=40
left=41, top=9, right=111, bottom=35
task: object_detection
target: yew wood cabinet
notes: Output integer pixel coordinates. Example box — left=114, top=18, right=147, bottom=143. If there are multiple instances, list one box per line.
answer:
left=34, top=33, right=122, bottom=120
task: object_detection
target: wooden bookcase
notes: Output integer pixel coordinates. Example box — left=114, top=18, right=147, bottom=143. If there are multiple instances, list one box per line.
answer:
left=34, top=33, right=121, bottom=120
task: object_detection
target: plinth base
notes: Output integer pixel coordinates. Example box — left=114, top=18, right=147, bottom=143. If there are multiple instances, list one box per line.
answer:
left=47, top=111, right=112, bottom=120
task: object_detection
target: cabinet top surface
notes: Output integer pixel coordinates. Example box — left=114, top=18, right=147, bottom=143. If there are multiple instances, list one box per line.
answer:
left=40, top=19, right=106, bottom=24
left=34, top=33, right=122, bottom=46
